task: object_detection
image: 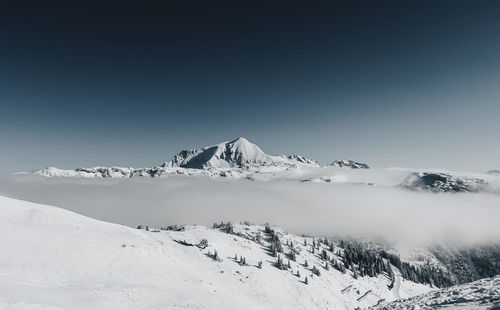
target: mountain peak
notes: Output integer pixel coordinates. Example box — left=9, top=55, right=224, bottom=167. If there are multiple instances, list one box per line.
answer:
left=163, top=137, right=268, bottom=169
left=164, top=137, right=317, bottom=170
left=229, top=137, right=250, bottom=144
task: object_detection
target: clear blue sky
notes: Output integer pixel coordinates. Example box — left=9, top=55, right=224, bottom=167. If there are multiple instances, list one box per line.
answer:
left=1, top=1, right=499, bottom=173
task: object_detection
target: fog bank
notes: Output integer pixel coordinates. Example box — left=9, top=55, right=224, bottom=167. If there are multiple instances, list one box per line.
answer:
left=1, top=174, right=499, bottom=246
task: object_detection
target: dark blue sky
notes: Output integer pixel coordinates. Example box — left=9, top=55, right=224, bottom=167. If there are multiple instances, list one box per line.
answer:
left=1, top=1, right=500, bottom=173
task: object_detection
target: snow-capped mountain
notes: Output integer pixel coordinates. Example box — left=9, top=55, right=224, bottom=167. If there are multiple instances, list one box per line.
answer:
left=330, top=159, right=370, bottom=169
left=163, top=137, right=319, bottom=169
left=400, top=172, right=491, bottom=193
left=488, top=169, right=500, bottom=175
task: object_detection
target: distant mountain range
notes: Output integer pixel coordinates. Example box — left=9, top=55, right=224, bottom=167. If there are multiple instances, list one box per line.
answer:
left=30, top=137, right=369, bottom=178
left=26, top=137, right=498, bottom=194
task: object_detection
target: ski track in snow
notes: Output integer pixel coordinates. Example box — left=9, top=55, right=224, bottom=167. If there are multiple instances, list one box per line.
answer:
left=392, top=270, right=402, bottom=300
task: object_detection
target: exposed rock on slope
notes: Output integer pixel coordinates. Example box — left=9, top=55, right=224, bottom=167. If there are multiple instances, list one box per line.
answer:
left=330, top=159, right=370, bottom=169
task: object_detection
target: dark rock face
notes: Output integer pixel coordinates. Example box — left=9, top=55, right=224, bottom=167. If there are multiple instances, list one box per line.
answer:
left=401, top=172, right=489, bottom=193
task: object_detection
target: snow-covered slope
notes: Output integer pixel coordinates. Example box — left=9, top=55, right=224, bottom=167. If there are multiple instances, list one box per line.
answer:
left=369, top=276, right=500, bottom=310
left=0, top=195, right=433, bottom=310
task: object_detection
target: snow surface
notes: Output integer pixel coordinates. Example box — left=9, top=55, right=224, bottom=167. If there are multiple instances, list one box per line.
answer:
left=0, top=195, right=432, bottom=310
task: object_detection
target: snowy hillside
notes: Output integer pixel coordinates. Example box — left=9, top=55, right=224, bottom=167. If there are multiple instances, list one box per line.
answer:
left=369, top=276, right=500, bottom=310
left=0, top=195, right=434, bottom=310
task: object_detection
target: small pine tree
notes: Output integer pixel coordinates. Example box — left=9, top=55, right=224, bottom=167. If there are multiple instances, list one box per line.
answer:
left=303, top=239, right=307, bottom=246
left=277, top=255, right=284, bottom=270
left=258, top=260, right=263, bottom=269
left=225, top=222, right=234, bottom=234
left=305, top=276, right=309, bottom=285
left=304, top=260, right=309, bottom=267
left=213, top=250, right=219, bottom=261
left=297, top=270, right=300, bottom=277
left=321, top=249, right=328, bottom=260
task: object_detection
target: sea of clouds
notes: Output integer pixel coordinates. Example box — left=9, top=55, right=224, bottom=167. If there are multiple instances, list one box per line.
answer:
left=1, top=169, right=499, bottom=246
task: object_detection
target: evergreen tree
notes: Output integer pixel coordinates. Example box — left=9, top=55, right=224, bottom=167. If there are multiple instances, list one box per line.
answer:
left=289, top=250, right=296, bottom=261
left=213, top=250, right=219, bottom=261
left=321, top=249, right=328, bottom=260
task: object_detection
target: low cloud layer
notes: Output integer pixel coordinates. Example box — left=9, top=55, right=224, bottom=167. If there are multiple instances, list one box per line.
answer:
left=1, top=173, right=499, bottom=246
